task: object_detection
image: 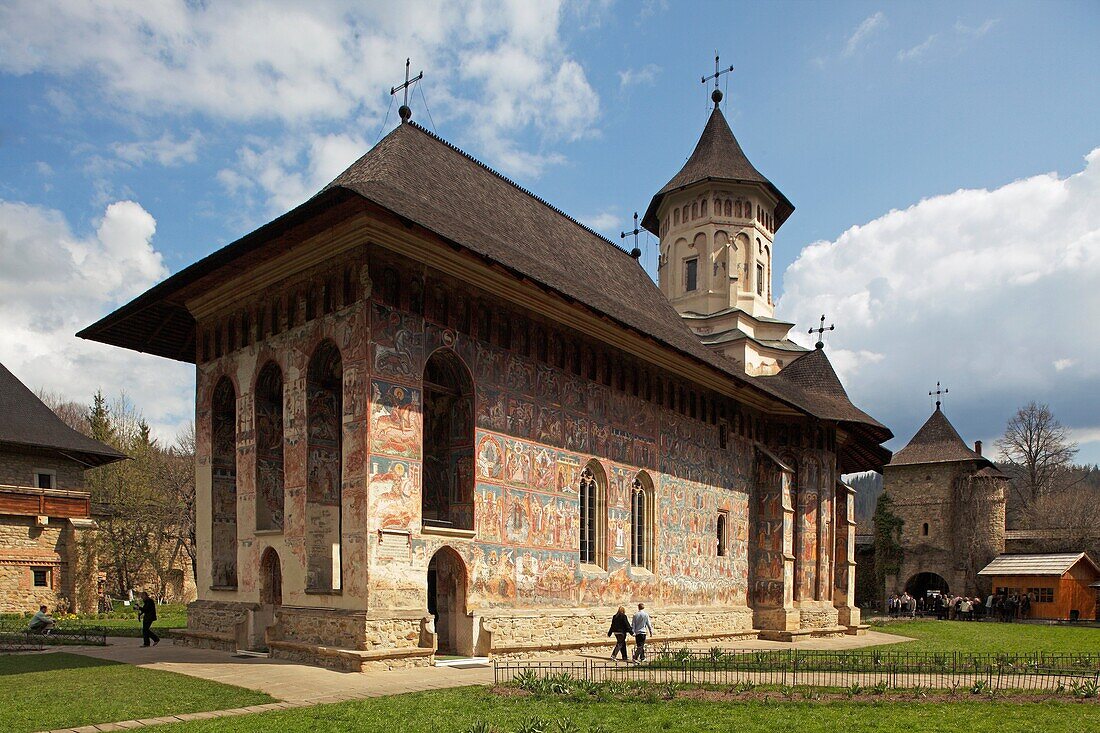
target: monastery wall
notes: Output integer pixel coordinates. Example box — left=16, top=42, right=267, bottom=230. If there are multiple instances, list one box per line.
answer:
left=186, top=235, right=849, bottom=663
left=0, top=451, right=86, bottom=490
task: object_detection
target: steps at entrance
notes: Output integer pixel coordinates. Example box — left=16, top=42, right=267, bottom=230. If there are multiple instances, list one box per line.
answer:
left=234, top=648, right=271, bottom=658
left=434, top=656, right=490, bottom=668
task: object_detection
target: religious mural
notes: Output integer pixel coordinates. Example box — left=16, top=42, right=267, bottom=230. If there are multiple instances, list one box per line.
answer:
left=210, top=377, right=238, bottom=588
left=306, top=341, right=343, bottom=592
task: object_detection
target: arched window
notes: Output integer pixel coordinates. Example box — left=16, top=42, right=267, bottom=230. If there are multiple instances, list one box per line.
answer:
left=922, top=522, right=930, bottom=536
left=422, top=349, right=475, bottom=531
left=630, top=473, right=655, bottom=570
left=717, top=511, right=729, bottom=557
left=210, top=377, right=238, bottom=588
left=673, top=209, right=680, bottom=225
left=306, top=340, right=343, bottom=592
left=579, top=460, right=607, bottom=567
left=691, top=202, right=698, bottom=219
left=725, top=200, right=732, bottom=217
left=700, top=199, right=707, bottom=216
left=255, top=362, right=284, bottom=532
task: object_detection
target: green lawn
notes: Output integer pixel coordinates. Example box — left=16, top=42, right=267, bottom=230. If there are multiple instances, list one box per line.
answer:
left=868, top=619, right=1100, bottom=654
left=1, top=603, right=188, bottom=638
left=0, top=653, right=273, bottom=733
left=151, top=687, right=1099, bottom=733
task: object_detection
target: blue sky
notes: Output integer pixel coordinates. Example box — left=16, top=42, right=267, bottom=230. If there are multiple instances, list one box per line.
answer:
left=1, top=1, right=1098, bottom=463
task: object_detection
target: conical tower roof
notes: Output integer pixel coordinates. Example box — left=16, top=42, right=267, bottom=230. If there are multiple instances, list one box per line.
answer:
left=889, top=407, right=983, bottom=466
left=642, top=106, right=793, bottom=233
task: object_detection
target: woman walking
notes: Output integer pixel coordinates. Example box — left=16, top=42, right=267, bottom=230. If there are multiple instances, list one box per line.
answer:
left=607, top=606, right=631, bottom=661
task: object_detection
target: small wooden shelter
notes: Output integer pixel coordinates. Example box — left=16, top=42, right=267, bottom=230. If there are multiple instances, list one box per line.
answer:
left=977, top=553, right=1100, bottom=621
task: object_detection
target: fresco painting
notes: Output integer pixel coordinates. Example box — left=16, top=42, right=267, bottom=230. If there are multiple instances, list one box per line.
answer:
left=370, top=379, right=421, bottom=458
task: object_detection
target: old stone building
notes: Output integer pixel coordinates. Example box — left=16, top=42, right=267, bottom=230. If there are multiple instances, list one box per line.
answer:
left=0, top=363, right=125, bottom=614
left=882, top=403, right=1006, bottom=599
left=81, top=93, right=891, bottom=669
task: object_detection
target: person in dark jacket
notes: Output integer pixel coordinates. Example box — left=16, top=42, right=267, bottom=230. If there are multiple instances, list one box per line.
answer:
left=608, top=606, right=631, bottom=661
left=138, top=591, right=160, bottom=647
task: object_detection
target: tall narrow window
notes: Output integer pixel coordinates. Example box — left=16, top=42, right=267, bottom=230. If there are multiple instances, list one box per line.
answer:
left=684, top=258, right=698, bottom=292
left=756, top=264, right=764, bottom=296
left=255, top=362, right=285, bottom=532
left=306, top=340, right=343, bottom=592
left=630, top=473, right=654, bottom=570
left=717, top=511, right=729, bottom=557
left=422, top=349, right=475, bottom=531
left=211, top=377, right=238, bottom=588
left=579, top=461, right=607, bottom=567
left=921, top=522, right=929, bottom=536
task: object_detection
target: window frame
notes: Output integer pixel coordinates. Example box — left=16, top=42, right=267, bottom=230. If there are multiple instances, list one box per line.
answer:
left=717, top=510, right=729, bottom=557
left=579, top=463, right=608, bottom=569
left=33, top=469, right=56, bottom=490
left=630, top=473, right=655, bottom=572
left=684, top=257, right=699, bottom=292
left=31, top=567, right=50, bottom=587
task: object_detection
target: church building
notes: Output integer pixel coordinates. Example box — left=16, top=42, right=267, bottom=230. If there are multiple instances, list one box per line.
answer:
left=80, top=84, right=891, bottom=670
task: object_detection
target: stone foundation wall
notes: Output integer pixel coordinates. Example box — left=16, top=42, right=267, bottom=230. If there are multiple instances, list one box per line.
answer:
left=0, top=516, right=66, bottom=613
left=482, top=605, right=755, bottom=655
left=273, top=607, right=424, bottom=652
left=797, top=601, right=840, bottom=630
left=182, top=599, right=254, bottom=650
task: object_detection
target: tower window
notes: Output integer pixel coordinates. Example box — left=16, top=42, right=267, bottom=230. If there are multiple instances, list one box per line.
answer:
left=756, top=264, right=764, bottom=296
left=32, top=568, right=49, bottom=587
left=922, top=522, right=929, bottom=536
left=685, top=258, right=698, bottom=292
left=717, top=511, right=729, bottom=557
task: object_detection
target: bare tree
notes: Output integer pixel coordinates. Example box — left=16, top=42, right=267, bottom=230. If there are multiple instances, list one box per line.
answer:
left=996, top=402, right=1078, bottom=523
left=36, top=389, right=91, bottom=435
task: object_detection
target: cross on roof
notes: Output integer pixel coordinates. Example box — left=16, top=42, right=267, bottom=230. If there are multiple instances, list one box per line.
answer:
left=701, top=53, right=734, bottom=108
left=929, top=382, right=949, bottom=411
left=391, top=58, right=424, bottom=123
left=808, top=314, right=834, bottom=349
left=620, top=211, right=642, bottom=260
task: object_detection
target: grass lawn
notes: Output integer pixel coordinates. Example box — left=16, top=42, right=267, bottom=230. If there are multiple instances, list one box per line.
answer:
left=867, top=619, right=1100, bottom=654
left=0, top=652, right=273, bottom=733
left=151, top=687, right=1099, bottom=733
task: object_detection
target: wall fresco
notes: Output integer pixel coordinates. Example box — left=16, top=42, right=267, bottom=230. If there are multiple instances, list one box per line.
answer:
left=210, top=378, right=238, bottom=588
left=306, top=341, right=342, bottom=592
left=255, top=363, right=284, bottom=531
left=370, top=380, right=421, bottom=458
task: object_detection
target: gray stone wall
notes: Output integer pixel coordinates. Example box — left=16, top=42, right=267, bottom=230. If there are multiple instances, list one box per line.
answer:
left=0, top=450, right=85, bottom=490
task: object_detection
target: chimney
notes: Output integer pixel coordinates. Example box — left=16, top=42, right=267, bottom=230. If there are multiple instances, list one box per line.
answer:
left=974, top=440, right=982, bottom=457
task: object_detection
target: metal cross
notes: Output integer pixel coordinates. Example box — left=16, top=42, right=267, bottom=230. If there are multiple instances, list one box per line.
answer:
left=701, top=52, right=734, bottom=108
left=620, top=211, right=642, bottom=259
left=390, top=58, right=424, bottom=123
left=929, top=382, right=949, bottom=410
left=808, top=314, right=834, bottom=349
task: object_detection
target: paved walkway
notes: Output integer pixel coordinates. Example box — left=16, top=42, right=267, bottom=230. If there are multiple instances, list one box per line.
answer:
left=36, top=630, right=909, bottom=732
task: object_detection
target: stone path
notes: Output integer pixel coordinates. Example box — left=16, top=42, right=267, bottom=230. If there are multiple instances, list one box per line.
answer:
left=36, top=630, right=909, bottom=732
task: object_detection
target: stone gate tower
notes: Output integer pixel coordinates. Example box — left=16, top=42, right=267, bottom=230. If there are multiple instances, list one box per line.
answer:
left=883, top=404, right=1007, bottom=599
left=642, top=90, right=805, bottom=376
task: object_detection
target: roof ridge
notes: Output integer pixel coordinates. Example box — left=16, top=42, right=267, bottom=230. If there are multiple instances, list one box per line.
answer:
left=402, top=122, right=637, bottom=261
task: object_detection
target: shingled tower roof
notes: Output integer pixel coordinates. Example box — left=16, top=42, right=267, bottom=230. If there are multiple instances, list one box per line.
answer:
left=642, top=106, right=794, bottom=233
left=0, top=362, right=126, bottom=467
left=889, top=406, right=983, bottom=467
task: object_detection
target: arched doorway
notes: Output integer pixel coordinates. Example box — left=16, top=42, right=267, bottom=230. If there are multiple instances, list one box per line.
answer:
left=251, top=548, right=282, bottom=651
left=905, top=571, right=950, bottom=600
left=427, top=547, right=470, bottom=656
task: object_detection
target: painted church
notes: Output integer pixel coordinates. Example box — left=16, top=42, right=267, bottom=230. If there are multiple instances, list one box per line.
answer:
left=80, top=83, right=892, bottom=670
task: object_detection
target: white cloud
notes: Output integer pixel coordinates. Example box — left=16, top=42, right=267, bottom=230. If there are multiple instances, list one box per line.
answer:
left=112, top=130, right=203, bottom=167
left=34, top=161, right=53, bottom=176
left=0, top=1, right=600, bottom=183
left=843, top=12, right=887, bottom=57
left=0, top=199, right=193, bottom=441
left=779, top=148, right=1100, bottom=454
left=578, top=210, right=620, bottom=232
left=955, top=19, right=999, bottom=38
left=618, top=64, right=661, bottom=88
left=897, top=34, right=938, bottom=62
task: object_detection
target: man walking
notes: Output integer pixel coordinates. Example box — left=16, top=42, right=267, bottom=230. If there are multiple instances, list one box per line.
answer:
left=138, top=591, right=160, bottom=647
left=631, top=603, right=653, bottom=663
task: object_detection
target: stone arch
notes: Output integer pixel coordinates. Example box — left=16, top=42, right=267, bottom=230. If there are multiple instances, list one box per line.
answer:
left=211, top=377, right=238, bottom=588
left=422, top=348, right=475, bottom=531
left=905, top=571, right=950, bottom=599
left=254, top=361, right=285, bottom=532
left=579, top=459, right=608, bottom=568
left=734, top=232, right=751, bottom=284
left=427, top=546, right=471, bottom=655
left=259, top=547, right=282, bottom=607
left=306, top=339, right=343, bottom=592
left=630, top=471, right=655, bottom=571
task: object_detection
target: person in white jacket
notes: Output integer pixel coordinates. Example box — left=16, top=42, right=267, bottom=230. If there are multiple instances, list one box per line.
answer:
left=631, top=603, right=653, bottom=662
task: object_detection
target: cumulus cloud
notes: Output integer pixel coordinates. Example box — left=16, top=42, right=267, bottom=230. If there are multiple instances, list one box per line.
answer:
left=0, top=0, right=599, bottom=185
left=779, top=148, right=1100, bottom=457
left=0, top=199, right=193, bottom=441
left=618, top=64, right=661, bottom=88
left=112, top=131, right=203, bottom=167
left=843, top=12, right=887, bottom=57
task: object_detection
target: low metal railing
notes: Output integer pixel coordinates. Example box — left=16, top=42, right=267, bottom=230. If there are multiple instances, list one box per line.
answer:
left=494, top=648, right=1100, bottom=694
left=0, top=619, right=108, bottom=648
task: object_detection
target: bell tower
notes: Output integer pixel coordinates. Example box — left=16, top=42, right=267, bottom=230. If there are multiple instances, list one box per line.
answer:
left=642, top=67, right=804, bottom=376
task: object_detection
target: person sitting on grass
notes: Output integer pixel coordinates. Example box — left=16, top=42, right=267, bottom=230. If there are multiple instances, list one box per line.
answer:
left=27, top=605, right=55, bottom=634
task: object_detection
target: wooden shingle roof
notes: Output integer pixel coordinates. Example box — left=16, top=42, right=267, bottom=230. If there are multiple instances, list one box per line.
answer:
left=642, top=106, right=794, bottom=233
left=0, top=362, right=125, bottom=468
left=978, top=553, right=1099, bottom=577
left=889, top=407, right=982, bottom=467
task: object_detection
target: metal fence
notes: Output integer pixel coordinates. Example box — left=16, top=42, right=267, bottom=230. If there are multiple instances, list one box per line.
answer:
left=494, top=648, right=1100, bottom=694
left=0, top=618, right=108, bottom=649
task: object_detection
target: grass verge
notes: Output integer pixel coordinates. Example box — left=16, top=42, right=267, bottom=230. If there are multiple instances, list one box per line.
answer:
left=866, top=619, right=1100, bottom=654
left=0, top=652, right=273, bottom=733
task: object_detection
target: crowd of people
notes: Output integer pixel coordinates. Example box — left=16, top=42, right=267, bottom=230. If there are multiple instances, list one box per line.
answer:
left=887, top=590, right=1033, bottom=622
